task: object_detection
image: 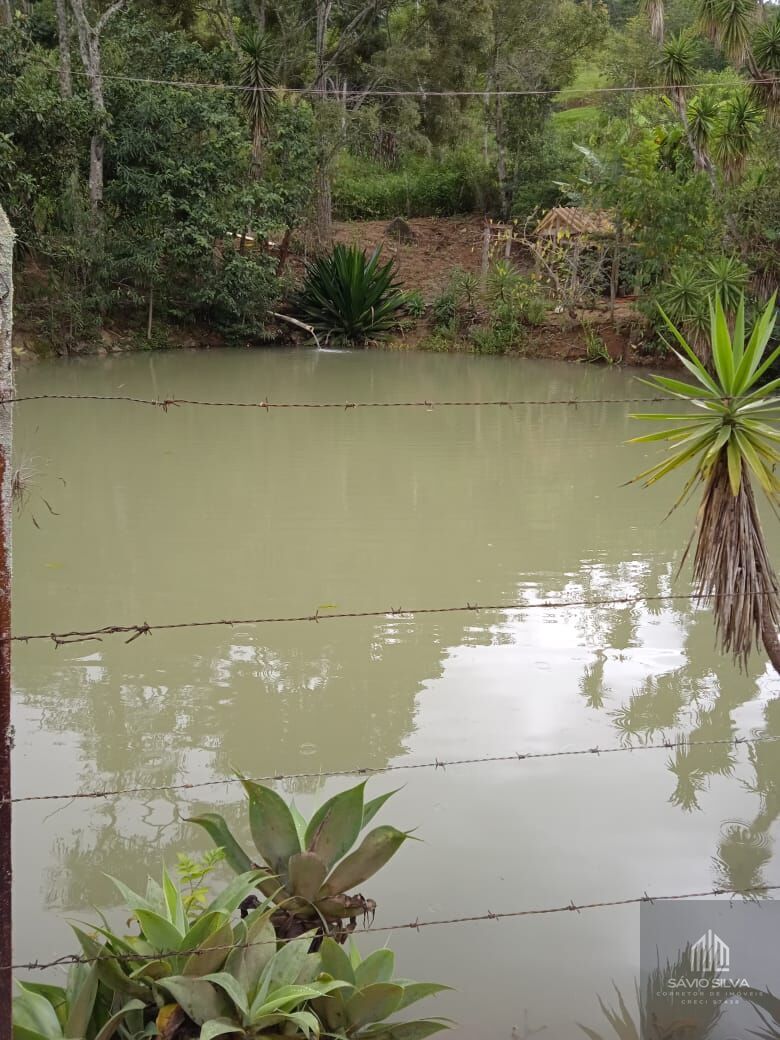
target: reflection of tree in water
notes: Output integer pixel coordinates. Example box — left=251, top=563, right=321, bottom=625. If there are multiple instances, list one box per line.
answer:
left=18, top=607, right=515, bottom=909
left=561, top=563, right=780, bottom=886
left=711, top=698, right=780, bottom=892
left=14, top=353, right=780, bottom=920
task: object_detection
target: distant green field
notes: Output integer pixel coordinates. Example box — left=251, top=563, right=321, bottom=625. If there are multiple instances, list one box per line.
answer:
left=551, top=105, right=600, bottom=130
left=560, top=62, right=608, bottom=103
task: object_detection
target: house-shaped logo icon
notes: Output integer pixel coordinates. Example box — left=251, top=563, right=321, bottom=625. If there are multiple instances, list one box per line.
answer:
left=690, top=930, right=730, bottom=973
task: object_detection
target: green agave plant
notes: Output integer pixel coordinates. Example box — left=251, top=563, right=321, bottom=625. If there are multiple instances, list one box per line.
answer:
left=13, top=967, right=143, bottom=1040
left=69, top=865, right=272, bottom=1005
left=155, top=924, right=346, bottom=1039
left=296, top=244, right=406, bottom=346
left=190, top=781, right=412, bottom=938
left=313, top=938, right=451, bottom=1040
left=628, top=292, right=780, bottom=671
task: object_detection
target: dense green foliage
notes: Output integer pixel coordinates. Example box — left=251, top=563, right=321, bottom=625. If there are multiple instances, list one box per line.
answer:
left=0, top=0, right=778, bottom=350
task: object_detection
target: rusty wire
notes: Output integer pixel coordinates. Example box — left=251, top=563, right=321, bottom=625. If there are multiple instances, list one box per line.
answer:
left=1, top=393, right=673, bottom=409
left=10, top=591, right=773, bottom=648
left=1, top=393, right=774, bottom=410
left=9, top=883, right=777, bottom=973
left=7, top=733, right=778, bottom=807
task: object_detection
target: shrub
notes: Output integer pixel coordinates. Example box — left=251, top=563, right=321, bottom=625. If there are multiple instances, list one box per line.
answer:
left=296, top=244, right=407, bottom=346
left=403, top=289, right=426, bottom=318
left=12, top=784, right=452, bottom=1040
left=333, top=150, right=497, bottom=220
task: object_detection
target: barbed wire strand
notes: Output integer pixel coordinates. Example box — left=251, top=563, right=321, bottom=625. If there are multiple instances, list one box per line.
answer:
left=0, top=394, right=669, bottom=409
left=11, top=591, right=773, bottom=648
left=4, top=393, right=777, bottom=410
left=32, top=65, right=780, bottom=98
left=7, top=733, right=779, bottom=807
left=10, top=883, right=778, bottom=973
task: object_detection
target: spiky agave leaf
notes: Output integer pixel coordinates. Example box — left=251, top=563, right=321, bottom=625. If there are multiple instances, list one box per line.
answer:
left=628, top=293, right=780, bottom=670
left=296, top=244, right=406, bottom=345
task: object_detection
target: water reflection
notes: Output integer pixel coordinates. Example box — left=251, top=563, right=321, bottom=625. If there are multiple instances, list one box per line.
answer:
left=11, top=349, right=780, bottom=1037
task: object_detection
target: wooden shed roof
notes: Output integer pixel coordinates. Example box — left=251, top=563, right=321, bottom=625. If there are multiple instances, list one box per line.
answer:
left=535, top=206, right=615, bottom=238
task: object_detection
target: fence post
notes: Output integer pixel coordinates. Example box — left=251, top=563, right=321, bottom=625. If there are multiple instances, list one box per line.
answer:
left=0, top=203, right=15, bottom=1036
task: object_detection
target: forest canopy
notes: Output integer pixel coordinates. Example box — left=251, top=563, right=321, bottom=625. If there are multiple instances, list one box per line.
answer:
left=0, top=0, right=778, bottom=351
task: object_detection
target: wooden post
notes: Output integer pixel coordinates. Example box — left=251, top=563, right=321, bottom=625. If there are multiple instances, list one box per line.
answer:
left=0, top=204, right=15, bottom=1039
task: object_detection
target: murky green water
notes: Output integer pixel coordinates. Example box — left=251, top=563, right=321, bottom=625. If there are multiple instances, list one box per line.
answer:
left=11, top=348, right=780, bottom=1037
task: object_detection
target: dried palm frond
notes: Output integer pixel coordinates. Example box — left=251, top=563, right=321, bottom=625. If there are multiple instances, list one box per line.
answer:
left=642, top=0, right=666, bottom=43
left=628, top=293, right=780, bottom=672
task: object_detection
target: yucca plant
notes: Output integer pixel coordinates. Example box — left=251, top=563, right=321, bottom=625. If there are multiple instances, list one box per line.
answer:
left=660, top=31, right=699, bottom=110
left=712, top=89, right=762, bottom=182
left=641, top=0, right=665, bottom=43
left=190, top=781, right=412, bottom=941
left=703, top=255, right=750, bottom=313
left=752, top=13, right=780, bottom=121
left=296, top=245, right=406, bottom=346
left=313, top=938, right=451, bottom=1040
left=628, top=293, right=780, bottom=673
left=699, top=0, right=756, bottom=64
left=688, top=91, right=720, bottom=165
left=656, top=263, right=709, bottom=346
left=237, top=27, right=276, bottom=177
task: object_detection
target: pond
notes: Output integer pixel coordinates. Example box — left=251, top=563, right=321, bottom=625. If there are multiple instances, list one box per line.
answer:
left=12, top=347, right=780, bottom=1038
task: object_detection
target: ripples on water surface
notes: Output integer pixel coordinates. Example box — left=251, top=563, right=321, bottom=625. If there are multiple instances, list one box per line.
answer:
left=12, top=349, right=780, bottom=1037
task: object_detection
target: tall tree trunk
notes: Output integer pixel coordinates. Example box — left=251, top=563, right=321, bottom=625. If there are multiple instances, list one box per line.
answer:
left=69, top=0, right=127, bottom=216
left=219, top=0, right=238, bottom=50
left=313, top=0, right=334, bottom=249
left=247, top=0, right=265, bottom=32
left=55, top=0, right=72, bottom=98
left=314, top=164, right=333, bottom=248
left=0, top=204, right=15, bottom=1040
left=494, top=96, right=512, bottom=221
left=0, top=1, right=11, bottom=27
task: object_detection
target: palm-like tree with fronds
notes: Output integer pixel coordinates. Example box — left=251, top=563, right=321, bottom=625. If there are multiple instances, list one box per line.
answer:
left=700, top=0, right=756, bottom=64
left=751, top=12, right=780, bottom=121
left=237, top=25, right=276, bottom=179
left=711, top=88, right=763, bottom=182
left=660, top=32, right=718, bottom=174
left=628, top=294, right=780, bottom=674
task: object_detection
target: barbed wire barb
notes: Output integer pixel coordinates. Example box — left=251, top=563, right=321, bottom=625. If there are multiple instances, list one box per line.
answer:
left=9, top=590, right=773, bottom=647
left=7, top=883, right=778, bottom=974
left=3, top=393, right=779, bottom=410
left=7, top=733, right=778, bottom=807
